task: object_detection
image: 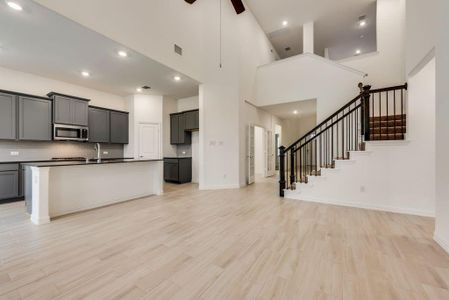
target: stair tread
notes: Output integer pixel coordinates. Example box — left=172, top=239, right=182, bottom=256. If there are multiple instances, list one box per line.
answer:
left=370, top=114, right=406, bottom=121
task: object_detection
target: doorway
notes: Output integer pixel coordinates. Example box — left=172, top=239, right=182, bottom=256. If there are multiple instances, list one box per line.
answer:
left=248, top=124, right=276, bottom=185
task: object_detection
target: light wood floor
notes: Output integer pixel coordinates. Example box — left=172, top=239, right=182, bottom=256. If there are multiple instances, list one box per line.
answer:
left=1, top=178, right=449, bottom=300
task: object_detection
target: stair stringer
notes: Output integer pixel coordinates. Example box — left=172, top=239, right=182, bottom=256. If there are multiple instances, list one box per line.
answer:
left=284, top=141, right=434, bottom=217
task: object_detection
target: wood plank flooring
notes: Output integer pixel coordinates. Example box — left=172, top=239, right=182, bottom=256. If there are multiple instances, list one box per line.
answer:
left=1, top=178, right=449, bottom=299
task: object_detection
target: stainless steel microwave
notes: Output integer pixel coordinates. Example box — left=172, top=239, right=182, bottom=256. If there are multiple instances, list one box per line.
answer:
left=53, top=124, right=89, bottom=142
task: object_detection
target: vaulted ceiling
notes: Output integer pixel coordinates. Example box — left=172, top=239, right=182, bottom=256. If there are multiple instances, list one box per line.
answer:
left=245, top=0, right=377, bottom=59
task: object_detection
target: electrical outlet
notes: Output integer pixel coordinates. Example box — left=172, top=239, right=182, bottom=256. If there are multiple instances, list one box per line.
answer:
left=102, top=151, right=109, bottom=155
left=10, top=151, right=19, bottom=156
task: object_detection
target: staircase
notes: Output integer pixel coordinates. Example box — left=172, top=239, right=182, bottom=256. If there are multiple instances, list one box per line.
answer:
left=370, top=114, right=406, bottom=140
left=279, top=83, right=408, bottom=197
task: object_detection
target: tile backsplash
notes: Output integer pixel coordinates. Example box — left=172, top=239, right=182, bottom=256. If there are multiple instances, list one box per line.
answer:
left=176, top=144, right=192, bottom=157
left=0, top=141, right=124, bottom=162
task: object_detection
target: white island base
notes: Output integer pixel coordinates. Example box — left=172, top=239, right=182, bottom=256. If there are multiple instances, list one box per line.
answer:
left=28, top=161, right=163, bottom=225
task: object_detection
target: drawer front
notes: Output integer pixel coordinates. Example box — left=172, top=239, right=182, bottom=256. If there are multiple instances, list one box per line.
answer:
left=164, top=158, right=179, bottom=164
left=0, top=164, right=19, bottom=172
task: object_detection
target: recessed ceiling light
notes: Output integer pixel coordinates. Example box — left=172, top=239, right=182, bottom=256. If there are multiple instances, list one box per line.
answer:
left=81, top=71, right=90, bottom=77
left=118, top=51, right=128, bottom=57
left=355, top=49, right=361, bottom=55
left=174, top=75, right=181, bottom=82
left=136, top=88, right=142, bottom=92
left=359, top=20, right=366, bottom=27
left=7, top=1, right=22, bottom=11
left=293, top=110, right=298, bottom=115
left=282, top=20, right=288, bottom=27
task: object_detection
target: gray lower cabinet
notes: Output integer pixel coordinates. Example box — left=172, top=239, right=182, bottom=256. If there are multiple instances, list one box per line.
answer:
left=51, top=94, right=89, bottom=126
left=0, top=164, right=19, bottom=200
left=19, top=96, right=52, bottom=141
left=0, top=92, right=17, bottom=140
left=88, top=107, right=110, bottom=143
left=110, top=111, right=129, bottom=144
left=164, top=158, right=192, bottom=184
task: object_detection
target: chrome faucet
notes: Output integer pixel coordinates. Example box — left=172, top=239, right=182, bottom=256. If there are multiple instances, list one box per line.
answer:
left=94, top=143, right=101, bottom=162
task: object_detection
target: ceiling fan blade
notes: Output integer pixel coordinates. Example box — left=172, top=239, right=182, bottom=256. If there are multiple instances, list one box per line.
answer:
left=185, top=0, right=197, bottom=4
left=230, top=0, right=245, bottom=14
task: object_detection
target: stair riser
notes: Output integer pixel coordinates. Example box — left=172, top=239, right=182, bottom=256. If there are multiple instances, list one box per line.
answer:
left=370, top=127, right=406, bottom=134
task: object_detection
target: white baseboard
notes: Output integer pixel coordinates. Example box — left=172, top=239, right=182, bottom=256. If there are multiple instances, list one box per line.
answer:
left=284, top=194, right=435, bottom=218
left=434, top=233, right=449, bottom=254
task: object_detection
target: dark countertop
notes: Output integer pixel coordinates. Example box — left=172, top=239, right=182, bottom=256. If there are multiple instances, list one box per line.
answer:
left=164, top=157, right=192, bottom=159
left=22, top=159, right=162, bottom=168
left=0, top=158, right=134, bottom=165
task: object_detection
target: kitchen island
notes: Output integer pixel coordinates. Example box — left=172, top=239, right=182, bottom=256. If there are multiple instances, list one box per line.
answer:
left=24, top=159, right=163, bottom=225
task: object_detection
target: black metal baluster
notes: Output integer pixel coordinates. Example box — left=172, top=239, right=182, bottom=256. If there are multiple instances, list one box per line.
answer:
left=386, top=91, right=389, bottom=139
left=394, top=90, right=397, bottom=138
left=379, top=92, right=381, bottom=140
left=290, top=147, right=295, bottom=185
left=401, top=88, right=404, bottom=138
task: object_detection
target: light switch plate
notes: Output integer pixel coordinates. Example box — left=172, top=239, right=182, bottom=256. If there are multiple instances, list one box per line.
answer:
left=10, top=151, right=19, bottom=156
left=103, top=151, right=109, bottom=155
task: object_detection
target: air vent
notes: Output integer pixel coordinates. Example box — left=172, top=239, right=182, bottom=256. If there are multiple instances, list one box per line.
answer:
left=174, top=44, right=183, bottom=56
left=142, top=86, right=151, bottom=90
left=285, top=47, right=291, bottom=52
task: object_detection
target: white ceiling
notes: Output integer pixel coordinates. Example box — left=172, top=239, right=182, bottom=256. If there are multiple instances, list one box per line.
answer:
left=245, top=0, right=377, bottom=59
left=260, top=99, right=316, bottom=120
left=0, top=0, right=199, bottom=98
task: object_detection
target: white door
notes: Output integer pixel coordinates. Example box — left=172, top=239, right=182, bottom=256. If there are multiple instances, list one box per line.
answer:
left=138, top=123, right=161, bottom=159
left=266, top=130, right=275, bottom=177
left=248, top=124, right=255, bottom=184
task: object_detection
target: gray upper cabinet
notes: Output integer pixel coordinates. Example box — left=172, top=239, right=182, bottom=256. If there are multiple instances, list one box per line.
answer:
left=170, top=111, right=198, bottom=145
left=0, top=92, right=17, bottom=140
left=72, top=99, right=89, bottom=126
left=50, top=93, right=89, bottom=126
left=170, top=113, right=180, bottom=144
left=110, top=111, right=129, bottom=144
left=185, top=110, right=199, bottom=131
left=171, top=113, right=191, bottom=145
left=53, top=95, right=72, bottom=125
left=88, top=107, right=110, bottom=143
left=18, top=96, right=52, bottom=141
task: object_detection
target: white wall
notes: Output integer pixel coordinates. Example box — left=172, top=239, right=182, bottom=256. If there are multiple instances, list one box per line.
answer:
left=339, top=0, right=406, bottom=88
left=435, top=0, right=449, bottom=253
left=255, top=54, right=364, bottom=122
left=177, top=96, right=199, bottom=112
left=191, top=132, right=199, bottom=183
left=125, top=94, right=163, bottom=159
left=0, top=66, right=126, bottom=111
left=282, top=115, right=317, bottom=147
left=406, top=0, right=437, bottom=76
left=35, top=0, right=278, bottom=190
left=254, top=126, right=264, bottom=176
left=162, top=96, right=178, bottom=157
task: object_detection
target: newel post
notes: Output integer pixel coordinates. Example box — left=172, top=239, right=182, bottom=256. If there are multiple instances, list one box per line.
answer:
left=290, top=147, right=296, bottom=185
left=360, top=83, right=372, bottom=141
left=279, top=146, right=286, bottom=197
